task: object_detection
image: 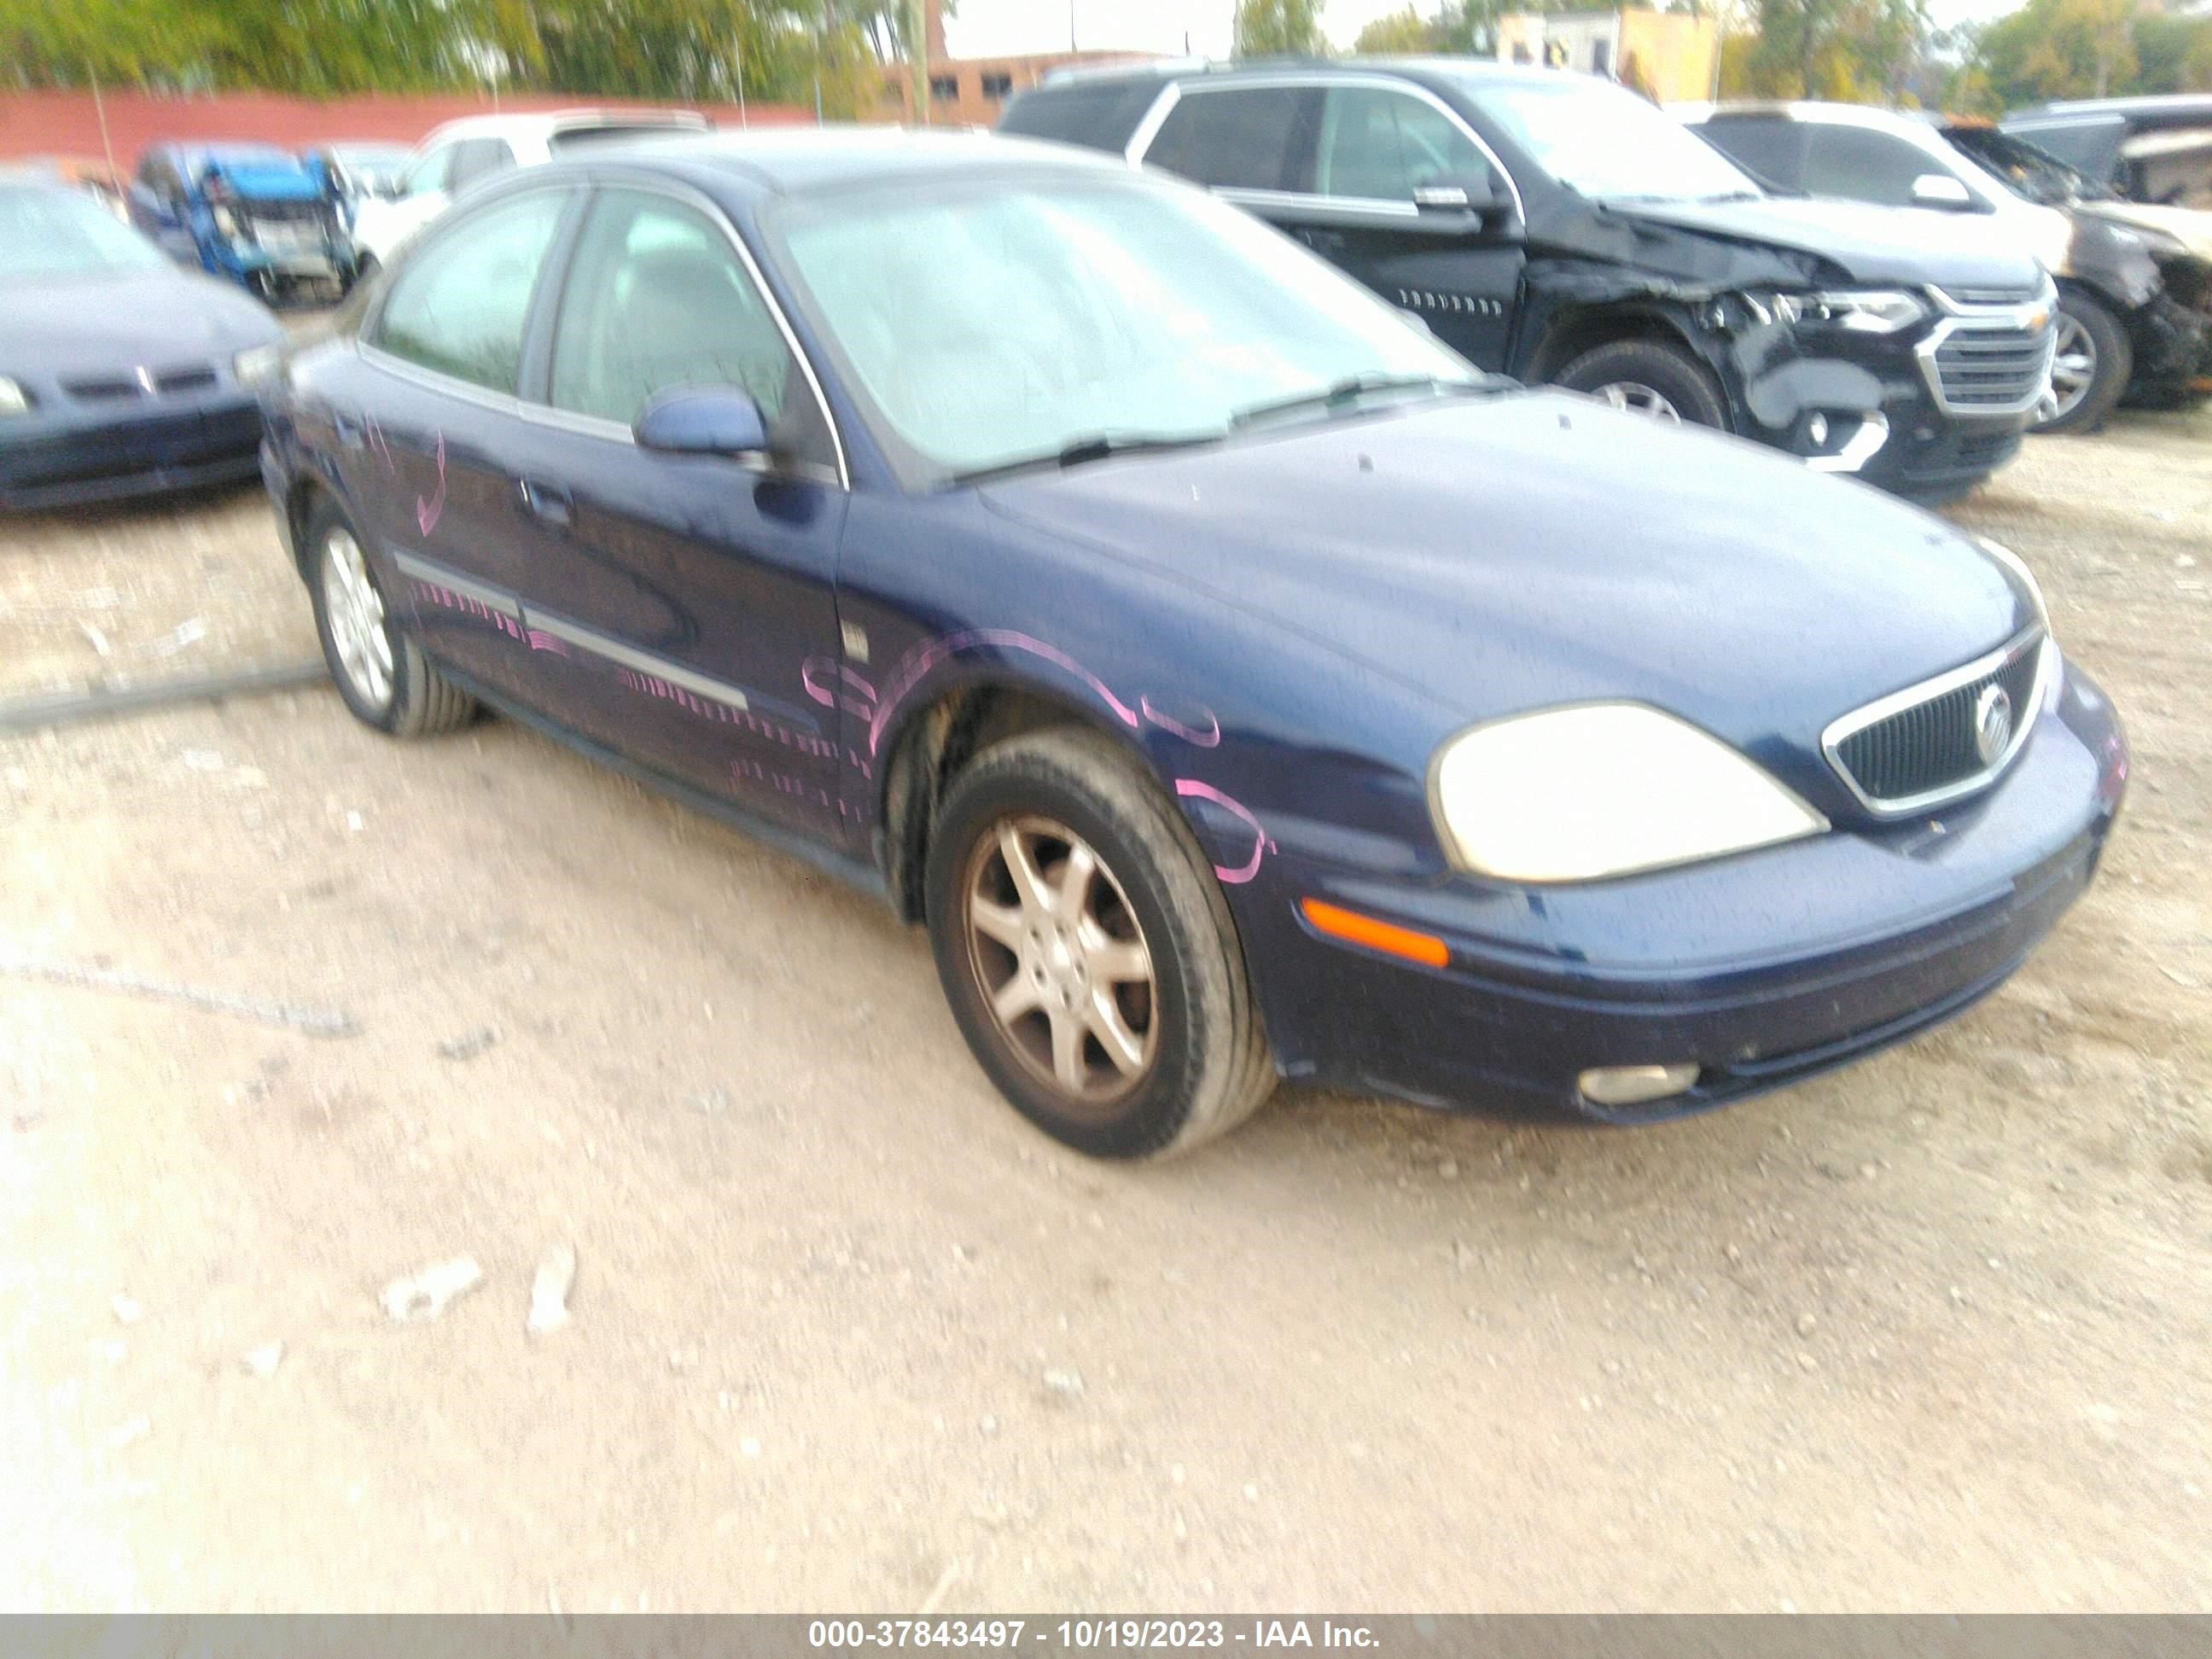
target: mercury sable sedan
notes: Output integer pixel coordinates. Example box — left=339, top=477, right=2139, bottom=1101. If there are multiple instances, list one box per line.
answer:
left=259, top=132, right=2128, bottom=1159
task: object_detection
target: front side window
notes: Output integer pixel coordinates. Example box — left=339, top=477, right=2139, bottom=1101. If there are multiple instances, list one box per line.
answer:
left=1463, top=73, right=1757, bottom=202
left=1315, top=87, right=1489, bottom=201
left=1144, top=87, right=1310, bottom=192
left=773, top=174, right=1474, bottom=482
left=372, top=189, right=568, bottom=393
left=1801, top=126, right=1944, bottom=207
left=548, top=189, right=821, bottom=465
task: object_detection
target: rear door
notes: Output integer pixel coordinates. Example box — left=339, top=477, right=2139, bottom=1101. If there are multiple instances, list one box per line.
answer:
left=351, top=184, right=579, bottom=703
left=501, top=183, right=849, bottom=839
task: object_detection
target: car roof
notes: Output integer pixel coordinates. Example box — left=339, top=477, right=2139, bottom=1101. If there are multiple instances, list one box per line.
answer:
left=570, top=126, right=1133, bottom=198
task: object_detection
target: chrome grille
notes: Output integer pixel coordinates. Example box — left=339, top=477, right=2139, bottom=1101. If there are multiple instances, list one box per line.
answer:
left=1917, top=287, right=2057, bottom=417
left=1933, top=331, right=2052, bottom=409
left=1825, top=630, right=2048, bottom=814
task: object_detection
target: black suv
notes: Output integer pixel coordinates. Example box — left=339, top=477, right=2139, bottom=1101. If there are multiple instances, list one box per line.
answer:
left=1002, top=61, right=2058, bottom=502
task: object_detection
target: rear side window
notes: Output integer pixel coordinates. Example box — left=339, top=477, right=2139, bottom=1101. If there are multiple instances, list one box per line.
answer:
left=1801, top=125, right=1940, bottom=207
left=547, top=189, right=833, bottom=469
left=447, top=138, right=516, bottom=192
left=372, top=189, right=568, bottom=393
left=1144, top=87, right=1310, bottom=191
left=1696, top=117, right=1806, bottom=192
left=1314, top=87, right=1488, bottom=202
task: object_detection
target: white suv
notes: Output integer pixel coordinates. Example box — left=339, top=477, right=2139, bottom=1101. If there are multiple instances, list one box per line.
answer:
left=351, top=108, right=709, bottom=271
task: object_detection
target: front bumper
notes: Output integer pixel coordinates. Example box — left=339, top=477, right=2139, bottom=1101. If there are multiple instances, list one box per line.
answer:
left=1243, top=661, right=2127, bottom=1123
left=0, top=390, right=266, bottom=510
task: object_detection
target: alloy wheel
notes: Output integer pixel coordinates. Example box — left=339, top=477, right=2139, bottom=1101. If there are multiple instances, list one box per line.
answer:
left=2041, top=312, right=2096, bottom=425
left=321, top=527, right=394, bottom=710
left=1592, top=381, right=1682, bottom=422
left=962, top=815, right=1158, bottom=1110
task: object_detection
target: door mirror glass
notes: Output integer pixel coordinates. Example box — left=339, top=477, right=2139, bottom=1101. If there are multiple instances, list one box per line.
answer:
left=635, top=387, right=769, bottom=457
left=1912, top=172, right=1974, bottom=208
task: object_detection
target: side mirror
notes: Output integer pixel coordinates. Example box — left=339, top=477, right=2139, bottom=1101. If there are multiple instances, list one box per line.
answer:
left=1911, top=173, right=1973, bottom=209
left=1414, top=171, right=1499, bottom=213
left=634, top=387, right=769, bottom=458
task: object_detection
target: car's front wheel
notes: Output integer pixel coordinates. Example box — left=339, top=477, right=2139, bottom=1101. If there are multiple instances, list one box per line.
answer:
left=1553, top=339, right=1730, bottom=429
left=306, top=499, right=476, bottom=738
left=925, top=729, right=1275, bottom=1160
left=2034, top=290, right=2130, bottom=434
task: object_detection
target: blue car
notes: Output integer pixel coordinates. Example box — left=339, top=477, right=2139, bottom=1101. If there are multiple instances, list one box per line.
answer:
left=129, top=142, right=356, bottom=304
left=259, top=133, right=2128, bottom=1159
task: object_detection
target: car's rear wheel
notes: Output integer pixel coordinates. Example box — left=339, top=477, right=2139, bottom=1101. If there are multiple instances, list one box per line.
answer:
left=1553, top=339, right=1730, bottom=430
left=2034, top=290, right=2130, bottom=434
left=925, top=728, right=1274, bottom=1160
left=306, top=499, right=476, bottom=738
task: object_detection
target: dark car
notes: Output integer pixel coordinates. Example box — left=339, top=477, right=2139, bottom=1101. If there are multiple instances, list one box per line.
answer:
left=259, top=132, right=2126, bottom=1159
left=1683, top=102, right=2209, bottom=431
left=1, top=172, right=283, bottom=510
left=2004, top=96, right=2212, bottom=211
left=1000, top=61, right=2058, bottom=504
left=129, top=142, right=357, bottom=305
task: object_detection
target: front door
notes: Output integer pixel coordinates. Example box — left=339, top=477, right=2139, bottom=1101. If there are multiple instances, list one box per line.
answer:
left=1291, top=85, right=1524, bottom=372
left=504, top=184, right=849, bottom=841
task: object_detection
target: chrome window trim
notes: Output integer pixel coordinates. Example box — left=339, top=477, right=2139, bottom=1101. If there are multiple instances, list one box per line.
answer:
left=390, top=550, right=521, bottom=620
left=1126, top=73, right=1528, bottom=227
left=1912, top=278, right=2059, bottom=418
left=358, top=175, right=849, bottom=489
left=1820, top=627, right=2054, bottom=818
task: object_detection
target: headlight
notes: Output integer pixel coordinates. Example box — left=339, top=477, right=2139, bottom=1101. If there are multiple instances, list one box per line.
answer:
left=1773, top=288, right=1930, bottom=334
left=1974, top=535, right=2052, bottom=638
left=233, top=345, right=286, bottom=387
left=1431, top=704, right=1828, bottom=882
left=0, top=376, right=28, bottom=416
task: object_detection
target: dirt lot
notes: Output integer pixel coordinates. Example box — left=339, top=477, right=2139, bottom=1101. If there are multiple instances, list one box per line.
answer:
left=3, top=410, right=2209, bottom=1613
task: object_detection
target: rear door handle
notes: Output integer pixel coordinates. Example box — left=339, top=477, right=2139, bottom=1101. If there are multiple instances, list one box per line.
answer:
left=518, top=478, right=573, bottom=527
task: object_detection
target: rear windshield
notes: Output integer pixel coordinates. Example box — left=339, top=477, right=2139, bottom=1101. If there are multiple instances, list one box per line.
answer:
left=549, top=124, right=703, bottom=153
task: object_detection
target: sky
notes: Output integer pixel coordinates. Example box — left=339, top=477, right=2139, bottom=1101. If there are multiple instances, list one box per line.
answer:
left=945, top=0, right=2023, bottom=58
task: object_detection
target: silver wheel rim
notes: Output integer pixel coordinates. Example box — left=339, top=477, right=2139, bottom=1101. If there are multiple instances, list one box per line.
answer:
left=1592, top=381, right=1682, bottom=422
left=963, top=815, right=1158, bottom=1110
left=320, top=527, right=394, bottom=710
left=2041, top=312, right=2096, bottom=423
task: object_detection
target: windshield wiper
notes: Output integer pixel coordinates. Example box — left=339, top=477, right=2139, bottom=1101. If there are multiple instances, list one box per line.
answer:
left=946, top=429, right=1222, bottom=486
left=1228, top=372, right=1487, bottom=431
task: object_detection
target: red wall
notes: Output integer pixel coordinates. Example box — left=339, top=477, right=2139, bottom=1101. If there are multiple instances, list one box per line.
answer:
left=0, top=89, right=812, bottom=178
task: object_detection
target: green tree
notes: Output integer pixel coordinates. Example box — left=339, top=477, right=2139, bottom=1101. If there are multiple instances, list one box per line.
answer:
left=1234, top=0, right=1328, bottom=57
left=1353, top=6, right=1442, bottom=52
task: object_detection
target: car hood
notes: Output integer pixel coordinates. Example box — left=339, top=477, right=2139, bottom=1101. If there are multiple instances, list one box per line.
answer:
left=1608, top=195, right=2048, bottom=291
left=3, top=266, right=281, bottom=378
left=978, top=393, right=2034, bottom=760
left=2078, top=200, right=2212, bottom=262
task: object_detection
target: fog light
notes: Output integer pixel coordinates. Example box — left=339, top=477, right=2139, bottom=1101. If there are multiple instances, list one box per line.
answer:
left=1807, top=412, right=1830, bottom=446
left=1579, top=1062, right=1699, bottom=1107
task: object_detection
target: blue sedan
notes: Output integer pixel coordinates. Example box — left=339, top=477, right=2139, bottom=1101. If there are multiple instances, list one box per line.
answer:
left=259, top=132, right=2128, bottom=1158
left=2, top=172, right=282, bottom=509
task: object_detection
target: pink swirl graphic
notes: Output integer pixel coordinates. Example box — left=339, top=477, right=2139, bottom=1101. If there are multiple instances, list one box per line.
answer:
left=1174, top=778, right=1272, bottom=885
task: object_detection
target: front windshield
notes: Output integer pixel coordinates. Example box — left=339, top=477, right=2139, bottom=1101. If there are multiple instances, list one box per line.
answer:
left=774, top=174, right=1478, bottom=481
left=0, top=184, right=168, bottom=282
left=1947, top=126, right=2105, bottom=204
left=1465, top=73, right=1760, bottom=202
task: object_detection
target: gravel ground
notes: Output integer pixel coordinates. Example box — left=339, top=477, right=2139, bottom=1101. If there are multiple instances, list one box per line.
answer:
left=1, top=409, right=2208, bottom=1612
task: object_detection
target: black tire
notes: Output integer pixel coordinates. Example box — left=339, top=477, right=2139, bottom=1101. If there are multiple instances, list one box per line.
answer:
left=1552, top=338, right=1730, bottom=430
left=2034, top=289, right=2131, bottom=435
left=924, top=728, right=1275, bottom=1160
left=305, top=498, right=475, bottom=739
